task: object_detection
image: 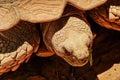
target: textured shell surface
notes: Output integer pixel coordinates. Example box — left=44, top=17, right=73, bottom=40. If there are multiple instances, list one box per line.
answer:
left=0, top=0, right=107, bottom=31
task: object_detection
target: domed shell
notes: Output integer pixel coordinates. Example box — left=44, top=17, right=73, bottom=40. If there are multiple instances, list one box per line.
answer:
left=0, top=0, right=107, bottom=31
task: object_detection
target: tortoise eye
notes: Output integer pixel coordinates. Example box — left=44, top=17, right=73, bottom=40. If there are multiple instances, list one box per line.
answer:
left=62, top=47, right=73, bottom=56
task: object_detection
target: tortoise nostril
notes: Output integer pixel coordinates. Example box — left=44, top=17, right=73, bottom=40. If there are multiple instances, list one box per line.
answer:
left=79, top=57, right=88, bottom=63
left=81, top=59, right=87, bottom=63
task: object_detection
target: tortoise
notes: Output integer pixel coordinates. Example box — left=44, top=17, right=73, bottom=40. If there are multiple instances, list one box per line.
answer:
left=0, top=0, right=107, bottom=75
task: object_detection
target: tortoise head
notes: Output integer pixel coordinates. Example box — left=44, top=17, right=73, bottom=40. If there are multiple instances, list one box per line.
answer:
left=52, top=16, right=93, bottom=67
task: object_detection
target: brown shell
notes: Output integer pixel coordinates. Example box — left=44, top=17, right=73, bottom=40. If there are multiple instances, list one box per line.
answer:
left=0, top=0, right=106, bottom=31
left=89, top=0, right=120, bottom=31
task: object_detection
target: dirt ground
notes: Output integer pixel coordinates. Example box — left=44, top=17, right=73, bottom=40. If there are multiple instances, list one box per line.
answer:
left=0, top=19, right=120, bottom=80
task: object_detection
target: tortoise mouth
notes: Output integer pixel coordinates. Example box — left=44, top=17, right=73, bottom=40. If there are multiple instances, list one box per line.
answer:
left=55, top=51, right=89, bottom=67
left=62, top=56, right=89, bottom=67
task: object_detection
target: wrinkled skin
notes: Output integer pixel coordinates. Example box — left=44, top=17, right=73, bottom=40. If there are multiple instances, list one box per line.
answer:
left=0, top=21, right=40, bottom=75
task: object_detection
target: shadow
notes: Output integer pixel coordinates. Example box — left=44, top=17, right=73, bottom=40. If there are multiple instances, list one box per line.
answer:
left=92, top=27, right=120, bottom=74
left=87, top=15, right=120, bottom=75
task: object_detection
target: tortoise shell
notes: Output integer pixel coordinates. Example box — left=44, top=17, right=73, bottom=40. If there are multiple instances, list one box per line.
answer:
left=0, top=0, right=106, bottom=30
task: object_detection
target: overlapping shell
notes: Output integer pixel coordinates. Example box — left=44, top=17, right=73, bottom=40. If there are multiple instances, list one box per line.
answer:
left=0, top=0, right=106, bottom=31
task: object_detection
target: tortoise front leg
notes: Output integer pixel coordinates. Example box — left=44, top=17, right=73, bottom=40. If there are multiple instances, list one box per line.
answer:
left=0, top=21, right=40, bottom=75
